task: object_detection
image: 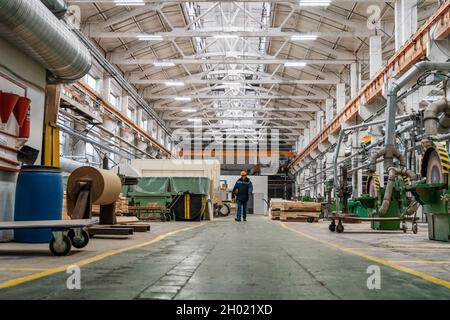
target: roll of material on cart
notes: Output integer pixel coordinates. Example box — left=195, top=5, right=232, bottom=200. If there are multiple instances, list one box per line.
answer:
left=67, top=166, right=121, bottom=205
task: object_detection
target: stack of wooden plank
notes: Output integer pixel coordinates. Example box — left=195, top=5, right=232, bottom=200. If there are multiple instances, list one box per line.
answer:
left=62, top=192, right=129, bottom=218
left=269, top=199, right=286, bottom=220
left=271, top=200, right=321, bottom=222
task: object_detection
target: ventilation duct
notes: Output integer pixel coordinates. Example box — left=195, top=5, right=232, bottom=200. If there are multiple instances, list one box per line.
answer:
left=0, top=0, right=92, bottom=83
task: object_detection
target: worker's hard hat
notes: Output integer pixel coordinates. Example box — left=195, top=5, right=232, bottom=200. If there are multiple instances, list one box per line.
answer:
left=240, top=171, right=248, bottom=176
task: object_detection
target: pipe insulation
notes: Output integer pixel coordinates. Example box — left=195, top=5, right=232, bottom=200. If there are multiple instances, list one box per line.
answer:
left=0, top=0, right=92, bottom=82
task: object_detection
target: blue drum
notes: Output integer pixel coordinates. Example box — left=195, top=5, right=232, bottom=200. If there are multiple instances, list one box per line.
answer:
left=14, top=166, right=63, bottom=243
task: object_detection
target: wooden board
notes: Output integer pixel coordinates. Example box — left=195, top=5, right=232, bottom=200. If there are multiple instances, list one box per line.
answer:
left=271, top=200, right=321, bottom=212
left=280, top=211, right=320, bottom=218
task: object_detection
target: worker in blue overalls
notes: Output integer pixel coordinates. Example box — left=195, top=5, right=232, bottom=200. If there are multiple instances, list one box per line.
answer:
left=232, top=171, right=253, bottom=222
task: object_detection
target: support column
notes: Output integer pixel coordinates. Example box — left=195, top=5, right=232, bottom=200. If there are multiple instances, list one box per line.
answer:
left=316, top=111, right=324, bottom=132
left=350, top=63, right=359, bottom=98
left=369, top=36, right=383, bottom=78
left=102, top=76, right=111, bottom=100
left=395, top=0, right=417, bottom=50
left=121, top=95, right=129, bottom=114
left=336, top=84, right=346, bottom=112
left=137, top=108, right=143, bottom=127
left=325, top=99, right=334, bottom=124
left=303, top=128, right=310, bottom=148
left=309, top=120, right=316, bottom=141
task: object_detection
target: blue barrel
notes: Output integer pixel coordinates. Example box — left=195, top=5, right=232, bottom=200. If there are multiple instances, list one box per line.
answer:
left=14, top=166, right=63, bottom=243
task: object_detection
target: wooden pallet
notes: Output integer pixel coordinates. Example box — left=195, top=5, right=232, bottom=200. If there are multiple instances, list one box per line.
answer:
left=280, top=211, right=319, bottom=222
left=280, top=216, right=319, bottom=222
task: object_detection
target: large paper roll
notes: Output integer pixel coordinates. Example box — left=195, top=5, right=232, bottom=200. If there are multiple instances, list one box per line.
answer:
left=67, top=167, right=121, bottom=205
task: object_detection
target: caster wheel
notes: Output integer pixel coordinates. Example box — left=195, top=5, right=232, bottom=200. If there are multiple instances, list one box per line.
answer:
left=307, top=217, right=314, bottom=223
left=68, top=229, right=90, bottom=249
left=412, top=223, right=418, bottom=234
left=402, top=223, right=407, bottom=233
left=165, top=213, right=172, bottom=222
left=336, top=223, right=344, bottom=233
left=329, top=223, right=336, bottom=232
left=160, top=213, right=167, bottom=222
left=49, top=235, right=72, bottom=256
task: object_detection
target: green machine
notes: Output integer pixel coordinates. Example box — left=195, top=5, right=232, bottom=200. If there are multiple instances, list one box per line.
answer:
left=356, top=173, right=411, bottom=231
left=347, top=199, right=368, bottom=218
left=123, top=176, right=210, bottom=221
left=407, top=141, right=450, bottom=242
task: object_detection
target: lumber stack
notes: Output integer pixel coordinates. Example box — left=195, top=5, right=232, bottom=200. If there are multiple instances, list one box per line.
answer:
left=63, top=192, right=129, bottom=218
left=270, top=200, right=321, bottom=222
left=92, top=194, right=129, bottom=216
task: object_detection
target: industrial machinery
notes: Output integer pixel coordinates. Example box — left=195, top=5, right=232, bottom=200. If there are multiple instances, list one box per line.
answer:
left=123, top=176, right=210, bottom=221
left=407, top=141, right=450, bottom=241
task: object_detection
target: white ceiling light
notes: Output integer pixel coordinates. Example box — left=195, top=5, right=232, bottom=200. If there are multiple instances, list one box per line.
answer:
left=299, top=0, right=331, bottom=6
left=214, top=34, right=239, bottom=39
left=291, top=34, right=318, bottom=41
left=181, top=109, right=197, bottom=112
left=188, top=118, right=202, bottom=122
left=165, top=81, right=185, bottom=87
left=284, top=62, right=307, bottom=67
left=175, top=97, right=192, bottom=101
left=114, top=0, right=144, bottom=5
left=137, top=34, right=163, bottom=41
left=154, top=61, right=176, bottom=67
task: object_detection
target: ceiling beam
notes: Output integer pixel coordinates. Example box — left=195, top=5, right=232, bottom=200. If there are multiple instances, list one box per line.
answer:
left=144, top=94, right=327, bottom=100
left=132, top=79, right=341, bottom=85
left=87, top=29, right=375, bottom=39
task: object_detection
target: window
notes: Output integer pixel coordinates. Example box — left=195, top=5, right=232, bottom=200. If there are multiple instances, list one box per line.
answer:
left=84, top=74, right=99, bottom=92
left=109, top=93, right=120, bottom=108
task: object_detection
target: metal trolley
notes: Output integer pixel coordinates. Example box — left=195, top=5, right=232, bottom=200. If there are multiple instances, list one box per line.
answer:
left=0, top=219, right=97, bottom=256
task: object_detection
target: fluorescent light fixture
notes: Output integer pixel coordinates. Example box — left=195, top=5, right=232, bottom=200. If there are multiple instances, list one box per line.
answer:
left=223, top=82, right=241, bottom=86
left=154, top=61, right=175, bottom=67
left=299, top=0, right=331, bottom=6
left=291, top=34, right=318, bottom=41
left=165, top=81, right=185, bottom=87
left=114, top=0, right=144, bottom=5
left=175, top=97, right=192, bottom=101
left=137, top=34, right=163, bottom=41
left=284, top=62, right=307, bottom=67
left=181, top=109, right=197, bottom=112
left=188, top=118, right=202, bottom=122
left=214, top=34, right=239, bottom=39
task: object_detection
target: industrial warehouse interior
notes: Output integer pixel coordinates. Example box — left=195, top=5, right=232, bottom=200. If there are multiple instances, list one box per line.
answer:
left=0, top=0, right=449, bottom=306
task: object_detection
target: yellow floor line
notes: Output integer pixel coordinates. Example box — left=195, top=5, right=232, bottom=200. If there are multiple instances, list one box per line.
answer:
left=390, top=260, right=450, bottom=265
left=0, top=223, right=204, bottom=290
left=279, top=222, right=450, bottom=290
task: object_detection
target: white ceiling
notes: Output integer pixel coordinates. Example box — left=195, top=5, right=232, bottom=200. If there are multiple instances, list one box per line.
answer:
left=67, top=0, right=439, bottom=148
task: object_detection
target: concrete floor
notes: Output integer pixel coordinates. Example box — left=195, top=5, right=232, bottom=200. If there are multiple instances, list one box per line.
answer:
left=0, top=215, right=449, bottom=299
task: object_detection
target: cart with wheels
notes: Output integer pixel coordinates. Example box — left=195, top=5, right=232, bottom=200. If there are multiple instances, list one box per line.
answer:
left=0, top=219, right=97, bottom=256
left=328, top=215, right=419, bottom=234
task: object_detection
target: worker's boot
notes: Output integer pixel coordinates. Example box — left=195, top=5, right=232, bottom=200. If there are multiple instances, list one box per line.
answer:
left=235, top=218, right=241, bottom=222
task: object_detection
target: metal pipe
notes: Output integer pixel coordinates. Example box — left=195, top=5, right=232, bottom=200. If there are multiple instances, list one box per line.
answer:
left=60, top=157, right=85, bottom=173
left=384, top=62, right=450, bottom=167
left=424, top=98, right=448, bottom=136
left=0, top=0, right=91, bottom=82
